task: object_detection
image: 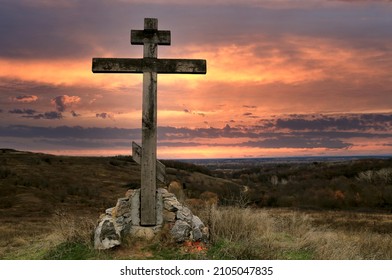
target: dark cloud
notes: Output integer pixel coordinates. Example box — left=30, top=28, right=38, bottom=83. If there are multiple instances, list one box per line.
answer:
left=12, top=95, right=38, bottom=103
left=51, top=95, right=81, bottom=112
left=0, top=124, right=356, bottom=150
left=158, top=141, right=202, bottom=148
left=1, top=1, right=216, bottom=59
left=243, top=112, right=259, bottom=119
left=8, top=108, right=62, bottom=119
left=238, top=138, right=352, bottom=149
left=360, top=113, right=392, bottom=123
left=71, top=111, right=81, bottom=117
left=0, top=0, right=120, bottom=59
left=0, top=125, right=140, bottom=140
left=183, top=108, right=205, bottom=117
left=275, top=114, right=392, bottom=131
left=96, top=112, right=114, bottom=120
left=2, top=0, right=391, bottom=61
left=22, top=111, right=63, bottom=120
left=39, top=139, right=130, bottom=149
left=158, top=125, right=255, bottom=140
left=243, top=105, right=257, bottom=109
left=1, top=116, right=391, bottom=151
left=9, top=108, right=37, bottom=115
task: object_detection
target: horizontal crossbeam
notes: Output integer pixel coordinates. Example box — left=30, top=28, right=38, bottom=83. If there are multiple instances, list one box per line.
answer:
left=92, top=58, right=206, bottom=74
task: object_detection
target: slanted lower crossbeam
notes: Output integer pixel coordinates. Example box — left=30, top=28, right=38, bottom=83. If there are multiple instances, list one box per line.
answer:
left=132, top=141, right=166, bottom=185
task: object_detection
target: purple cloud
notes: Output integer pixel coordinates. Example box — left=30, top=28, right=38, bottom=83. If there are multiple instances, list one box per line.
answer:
left=22, top=111, right=63, bottom=120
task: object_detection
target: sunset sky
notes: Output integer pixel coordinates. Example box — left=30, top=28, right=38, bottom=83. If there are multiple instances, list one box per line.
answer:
left=1, top=0, right=392, bottom=159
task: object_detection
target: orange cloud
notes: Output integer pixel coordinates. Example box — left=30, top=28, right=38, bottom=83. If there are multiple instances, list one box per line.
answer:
left=174, top=35, right=391, bottom=87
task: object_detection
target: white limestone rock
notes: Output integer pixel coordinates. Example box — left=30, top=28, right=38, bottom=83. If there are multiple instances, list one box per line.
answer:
left=94, top=216, right=121, bottom=250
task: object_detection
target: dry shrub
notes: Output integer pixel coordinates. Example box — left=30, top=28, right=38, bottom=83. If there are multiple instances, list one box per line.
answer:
left=356, top=168, right=392, bottom=184
left=200, top=191, right=219, bottom=206
left=168, top=181, right=186, bottom=203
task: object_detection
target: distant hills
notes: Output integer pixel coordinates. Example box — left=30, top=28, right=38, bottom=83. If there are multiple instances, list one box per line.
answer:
left=1, top=149, right=392, bottom=218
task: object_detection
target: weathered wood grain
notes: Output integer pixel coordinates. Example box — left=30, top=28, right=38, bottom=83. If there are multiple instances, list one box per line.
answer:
left=131, top=30, right=171, bottom=45
left=92, top=58, right=206, bottom=74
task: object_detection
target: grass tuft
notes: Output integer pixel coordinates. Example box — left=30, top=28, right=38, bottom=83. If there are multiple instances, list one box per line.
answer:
left=43, top=241, right=96, bottom=260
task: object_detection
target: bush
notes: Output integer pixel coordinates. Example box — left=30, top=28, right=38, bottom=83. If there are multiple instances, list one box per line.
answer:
left=357, top=168, right=392, bottom=185
left=0, top=167, right=13, bottom=179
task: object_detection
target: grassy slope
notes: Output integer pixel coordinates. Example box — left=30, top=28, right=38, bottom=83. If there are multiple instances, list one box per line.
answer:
left=0, top=149, right=140, bottom=216
left=0, top=149, right=241, bottom=217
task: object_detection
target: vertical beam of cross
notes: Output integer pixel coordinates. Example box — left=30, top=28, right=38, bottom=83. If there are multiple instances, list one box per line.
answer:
left=92, top=18, right=206, bottom=226
left=140, top=18, right=159, bottom=225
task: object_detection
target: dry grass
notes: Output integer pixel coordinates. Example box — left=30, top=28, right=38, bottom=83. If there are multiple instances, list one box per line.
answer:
left=50, top=209, right=96, bottom=244
left=298, top=210, right=392, bottom=259
left=0, top=217, right=53, bottom=259
left=195, top=206, right=392, bottom=260
left=0, top=210, right=98, bottom=259
left=206, top=206, right=277, bottom=259
left=1, top=207, right=391, bottom=259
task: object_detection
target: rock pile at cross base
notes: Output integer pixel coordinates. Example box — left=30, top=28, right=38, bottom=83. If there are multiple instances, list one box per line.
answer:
left=94, top=188, right=209, bottom=250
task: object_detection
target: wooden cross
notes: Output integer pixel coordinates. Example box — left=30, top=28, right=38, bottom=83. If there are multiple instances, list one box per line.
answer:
left=92, top=18, right=206, bottom=226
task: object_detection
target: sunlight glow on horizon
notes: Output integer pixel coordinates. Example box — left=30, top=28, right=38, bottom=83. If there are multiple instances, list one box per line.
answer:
left=29, top=145, right=392, bottom=160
